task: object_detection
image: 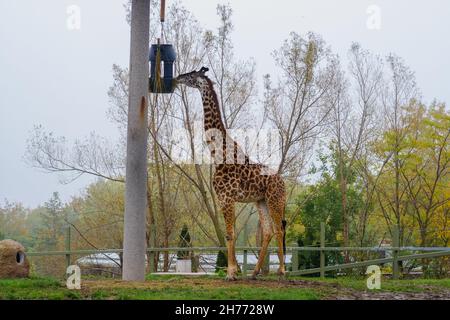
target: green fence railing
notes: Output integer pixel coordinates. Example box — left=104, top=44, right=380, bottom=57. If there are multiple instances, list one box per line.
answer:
left=26, top=224, right=450, bottom=278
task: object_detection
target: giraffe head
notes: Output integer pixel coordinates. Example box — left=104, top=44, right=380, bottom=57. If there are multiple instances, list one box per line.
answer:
left=176, top=67, right=209, bottom=89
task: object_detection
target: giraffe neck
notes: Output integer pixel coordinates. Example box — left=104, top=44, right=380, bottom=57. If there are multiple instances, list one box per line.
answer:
left=200, top=79, right=226, bottom=134
left=199, top=77, right=249, bottom=165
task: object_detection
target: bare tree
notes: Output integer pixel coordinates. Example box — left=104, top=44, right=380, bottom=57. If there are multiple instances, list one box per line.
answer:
left=26, top=126, right=125, bottom=183
left=375, top=53, right=420, bottom=244
left=258, top=32, right=338, bottom=271
left=156, top=3, right=256, bottom=250
left=203, top=4, right=257, bottom=129
left=110, top=3, right=257, bottom=255
left=329, top=43, right=383, bottom=259
left=264, top=32, right=338, bottom=180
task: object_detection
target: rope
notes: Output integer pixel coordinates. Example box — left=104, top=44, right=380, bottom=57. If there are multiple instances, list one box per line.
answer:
left=154, top=41, right=164, bottom=92
left=160, top=0, right=166, bottom=43
left=150, top=1, right=168, bottom=94
left=160, top=0, right=166, bottom=22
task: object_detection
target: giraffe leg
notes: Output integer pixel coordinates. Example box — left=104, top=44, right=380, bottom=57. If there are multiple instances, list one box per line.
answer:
left=251, top=201, right=273, bottom=279
left=273, top=218, right=286, bottom=277
left=221, top=201, right=238, bottom=281
left=267, top=178, right=287, bottom=278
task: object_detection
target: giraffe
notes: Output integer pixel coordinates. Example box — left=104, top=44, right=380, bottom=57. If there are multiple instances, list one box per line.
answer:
left=176, top=67, right=287, bottom=280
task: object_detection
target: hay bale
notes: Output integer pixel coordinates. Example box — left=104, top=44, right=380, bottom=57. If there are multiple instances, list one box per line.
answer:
left=0, top=239, right=30, bottom=279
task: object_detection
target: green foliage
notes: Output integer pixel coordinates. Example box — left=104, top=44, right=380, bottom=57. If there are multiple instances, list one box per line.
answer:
left=177, top=225, right=191, bottom=260
left=216, top=268, right=226, bottom=278
left=298, top=153, right=364, bottom=238
left=374, top=102, right=449, bottom=248
left=36, top=192, right=67, bottom=250
left=291, top=151, right=366, bottom=273
left=215, top=251, right=227, bottom=272
left=0, top=201, right=31, bottom=246
left=422, top=257, right=450, bottom=279
left=71, top=179, right=125, bottom=249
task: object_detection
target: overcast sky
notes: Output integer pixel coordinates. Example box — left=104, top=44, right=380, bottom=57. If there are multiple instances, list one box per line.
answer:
left=0, top=0, right=449, bottom=208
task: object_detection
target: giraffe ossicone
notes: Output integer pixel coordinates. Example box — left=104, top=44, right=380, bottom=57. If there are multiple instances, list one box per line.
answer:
left=176, top=67, right=287, bottom=280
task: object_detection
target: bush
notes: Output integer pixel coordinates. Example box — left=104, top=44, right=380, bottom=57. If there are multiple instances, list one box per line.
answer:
left=215, top=251, right=227, bottom=272
left=294, top=236, right=343, bottom=277
left=177, top=225, right=191, bottom=260
left=423, top=257, right=449, bottom=278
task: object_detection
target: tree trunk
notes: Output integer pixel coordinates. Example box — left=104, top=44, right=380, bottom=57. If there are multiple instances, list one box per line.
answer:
left=338, top=155, right=350, bottom=263
left=146, top=188, right=156, bottom=273
left=194, top=164, right=226, bottom=249
left=163, top=235, right=169, bottom=272
left=341, top=182, right=349, bottom=263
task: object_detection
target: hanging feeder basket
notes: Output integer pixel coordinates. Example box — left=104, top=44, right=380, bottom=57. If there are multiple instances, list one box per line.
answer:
left=149, top=44, right=176, bottom=94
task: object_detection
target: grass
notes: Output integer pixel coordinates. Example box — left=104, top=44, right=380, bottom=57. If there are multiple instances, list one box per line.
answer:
left=87, top=286, right=319, bottom=300
left=0, top=277, right=81, bottom=300
left=294, top=276, right=450, bottom=293
left=0, top=275, right=448, bottom=300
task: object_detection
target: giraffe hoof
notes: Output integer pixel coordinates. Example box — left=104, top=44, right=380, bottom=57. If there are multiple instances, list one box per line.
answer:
left=249, top=273, right=259, bottom=280
left=277, top=269, right=286, bottom=277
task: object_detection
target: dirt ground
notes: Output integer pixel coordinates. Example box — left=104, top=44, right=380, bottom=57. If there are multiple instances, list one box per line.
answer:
left=81, top=277, right=450, bottom=300
left=285, top=279, right=450, bottom=300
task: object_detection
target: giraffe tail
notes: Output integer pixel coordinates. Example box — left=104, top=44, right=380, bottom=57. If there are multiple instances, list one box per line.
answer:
left=282, top=219, right=287, bottom=255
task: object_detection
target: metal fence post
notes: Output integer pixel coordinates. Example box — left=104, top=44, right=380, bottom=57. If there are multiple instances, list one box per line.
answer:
left=392, top=225, right=400, bottom=279
left=243, top=249, right=248, bottom=277
left=320, top=222, right=325, bottom=278
left=292, top=242, right=298, bottom=272
left=65, top=226, right=71, bottom=268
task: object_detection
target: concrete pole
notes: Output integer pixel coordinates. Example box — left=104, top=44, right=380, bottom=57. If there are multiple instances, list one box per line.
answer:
left=122, top=0, right=150, bottom=282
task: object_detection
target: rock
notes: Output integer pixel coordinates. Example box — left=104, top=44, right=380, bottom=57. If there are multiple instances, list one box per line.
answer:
left=0, top=239, right=30, bottom=279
